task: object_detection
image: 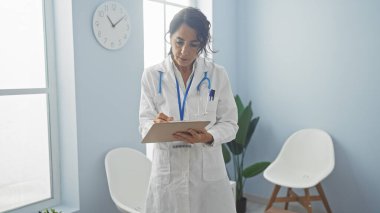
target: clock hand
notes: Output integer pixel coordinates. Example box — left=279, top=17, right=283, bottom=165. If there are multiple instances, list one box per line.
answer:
left=113, top=15, right=126, bottom=27
left=107, top=15, right=115, bottom=27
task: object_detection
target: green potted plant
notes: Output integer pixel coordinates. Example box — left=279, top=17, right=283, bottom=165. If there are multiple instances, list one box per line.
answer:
left=223, top=95, right=271, bottom=213
left=38, top=208, right=62, bottom=213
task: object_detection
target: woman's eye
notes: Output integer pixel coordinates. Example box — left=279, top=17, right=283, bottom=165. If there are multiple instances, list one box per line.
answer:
left=176, top=40, right=184, bottom=46
left=190, top=43, right=200, bottom=48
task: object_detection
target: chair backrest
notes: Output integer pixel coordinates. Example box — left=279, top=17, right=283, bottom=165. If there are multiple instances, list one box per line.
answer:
left=105, top=147, right=151, bottom=213
left=267, top=128, right=335, bottom=187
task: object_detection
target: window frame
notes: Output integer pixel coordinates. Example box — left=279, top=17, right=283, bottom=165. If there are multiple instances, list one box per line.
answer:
left=1, top=0, right=61, bottom=212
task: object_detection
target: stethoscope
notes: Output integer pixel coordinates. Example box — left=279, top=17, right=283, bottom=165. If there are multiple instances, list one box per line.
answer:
left=158, top=71, right=211, bottom=94
left=157, top=67, right=212, bottom=121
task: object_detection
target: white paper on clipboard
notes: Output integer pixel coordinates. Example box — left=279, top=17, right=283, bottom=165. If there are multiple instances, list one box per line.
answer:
left=141, top=121, right=210, bottom=143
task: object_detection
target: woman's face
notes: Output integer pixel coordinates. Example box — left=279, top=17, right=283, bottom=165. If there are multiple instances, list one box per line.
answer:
left=170, top=24, right=201, bottom=71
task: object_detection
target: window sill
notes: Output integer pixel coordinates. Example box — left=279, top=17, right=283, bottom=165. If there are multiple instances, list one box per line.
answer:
left=52, top=205, right=79, bottom=213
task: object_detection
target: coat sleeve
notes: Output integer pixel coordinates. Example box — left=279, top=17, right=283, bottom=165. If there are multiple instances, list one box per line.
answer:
left=139, top=70, right=157, bottom=138
left=207, top=68, right=238, bottom=145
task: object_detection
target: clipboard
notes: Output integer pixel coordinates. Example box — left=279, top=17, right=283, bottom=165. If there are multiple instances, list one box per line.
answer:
left=141, top=121, right=210, bottom=143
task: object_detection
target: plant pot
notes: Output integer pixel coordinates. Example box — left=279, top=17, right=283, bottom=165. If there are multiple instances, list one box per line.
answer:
left=236, top=197, right=247, bottom=213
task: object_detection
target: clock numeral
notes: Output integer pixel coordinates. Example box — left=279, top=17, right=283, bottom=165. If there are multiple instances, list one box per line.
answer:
left=98, top=31, right=102, bottom=37
left=104, top=5, right=108, bottom=11
left=103, top=37, right=108, bottom=44
left=95, top=21, right=99, bottom=27
left=118, top=39, right=122, bottom=46
left=112, top=4, right=117, bottom=11
left=98, top=11, right=104, bottom=17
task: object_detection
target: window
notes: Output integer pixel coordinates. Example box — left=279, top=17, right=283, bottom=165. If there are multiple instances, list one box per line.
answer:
left=0, top=0, right=59, bottom=212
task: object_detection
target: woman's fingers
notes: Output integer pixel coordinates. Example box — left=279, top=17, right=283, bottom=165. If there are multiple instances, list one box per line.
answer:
left=173, top=128, right=208, bottom=144
left=154, top=112, right=173, bottom=123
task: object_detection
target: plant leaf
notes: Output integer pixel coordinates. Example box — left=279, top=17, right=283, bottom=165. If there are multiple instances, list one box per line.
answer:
left=235, top=95, right=244, bottom=118
left=235, top=101, right=253, bottom=145
left=222, top=143, right=231, bottom=164
left=226, top=139, right=243, bottom=155
left=244, top=116, right=260, bottom=148
left=242, top=161, right=271, bottom=178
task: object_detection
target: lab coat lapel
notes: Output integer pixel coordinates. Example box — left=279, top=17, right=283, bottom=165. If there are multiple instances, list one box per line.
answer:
left=188, top=58, right=206, bottom=97
left=162, top=57, right=177, bottom=87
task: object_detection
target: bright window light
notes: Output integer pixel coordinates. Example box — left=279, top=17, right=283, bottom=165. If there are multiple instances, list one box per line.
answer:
left=0, top=95, right=51, bottom=212
left=0, top=0, right=57, bottom=212
left=0, top=0, right=46, bottom=89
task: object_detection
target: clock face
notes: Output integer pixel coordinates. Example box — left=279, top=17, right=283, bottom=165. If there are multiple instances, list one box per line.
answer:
left=92, top=1, right=131, bottom=50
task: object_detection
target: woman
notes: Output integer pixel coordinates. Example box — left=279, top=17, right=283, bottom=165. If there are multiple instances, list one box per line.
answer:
left=139, top=7, right=238, bottom=213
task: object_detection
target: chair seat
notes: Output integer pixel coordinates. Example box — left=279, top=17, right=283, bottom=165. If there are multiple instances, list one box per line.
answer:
left=264, top=168, right=328, bottom=188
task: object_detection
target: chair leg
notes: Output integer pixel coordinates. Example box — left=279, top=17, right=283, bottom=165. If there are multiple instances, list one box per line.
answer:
left=316, top=183, right=332, bottom=213
left=265, top=185, right=281, bottom=210
left=304, top=188, right=312, bottom=213
left=284, top=188, right=291, bottom=210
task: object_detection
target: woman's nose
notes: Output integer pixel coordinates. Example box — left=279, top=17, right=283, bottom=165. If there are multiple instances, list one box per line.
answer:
left=180, top=44, right=191, bottom=55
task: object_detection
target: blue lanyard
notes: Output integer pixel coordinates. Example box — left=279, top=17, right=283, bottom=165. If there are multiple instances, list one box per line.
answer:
left=175, top=74, right=195, bottom=121
left=158, top=71, right=163, bottom=94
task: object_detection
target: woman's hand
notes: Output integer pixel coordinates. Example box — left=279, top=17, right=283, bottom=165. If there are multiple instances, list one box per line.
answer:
left=173, top=128, right=214, bottom=144
left=154, top=112, right=173, bottom=123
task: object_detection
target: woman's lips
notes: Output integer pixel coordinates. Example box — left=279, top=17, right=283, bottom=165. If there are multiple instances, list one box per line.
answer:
left=178, top=57, right=188, bottom=63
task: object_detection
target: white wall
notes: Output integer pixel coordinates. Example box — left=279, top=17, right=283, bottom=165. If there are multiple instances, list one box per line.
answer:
left=235, top=1, right=380, bottom=212
left=54, top=0, right=79, bottom=211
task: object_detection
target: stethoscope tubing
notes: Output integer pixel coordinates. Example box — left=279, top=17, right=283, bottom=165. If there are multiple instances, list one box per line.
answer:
left=158, top=71, right=211, bottom=94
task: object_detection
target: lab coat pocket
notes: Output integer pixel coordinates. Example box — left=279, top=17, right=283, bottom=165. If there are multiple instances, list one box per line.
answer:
left=203, top=96, right=218, bottom=127
left=192, top=96, right=218, bottom=126
left=206, top=96, right=218, bottom=113
left=202, top=145, right=227, bottom=181
left=152, top=148, right=170, bottom=184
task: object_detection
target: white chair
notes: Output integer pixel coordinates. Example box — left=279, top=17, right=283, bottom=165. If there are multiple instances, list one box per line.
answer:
left=263, top=129, right=334, bottom=213
left=105, top=147, right=151, bottom=213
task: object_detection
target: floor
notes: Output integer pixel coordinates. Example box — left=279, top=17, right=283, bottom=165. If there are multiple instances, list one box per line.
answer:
left=246, top=200, right=266, bottom=213
left=246, top=200, right=326, bottom=213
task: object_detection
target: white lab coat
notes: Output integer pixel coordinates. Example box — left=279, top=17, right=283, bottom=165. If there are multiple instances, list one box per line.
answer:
left=139, top=57, right=238, bottom=213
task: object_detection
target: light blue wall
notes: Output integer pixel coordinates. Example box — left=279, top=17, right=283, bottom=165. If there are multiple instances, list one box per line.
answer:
left=212, top=0, right=238, bottom=92
left=69, top=0, right=379, bottom=212
left=235, top=0, right=380, bottom=212
left=72, top=0, right=144, bottom=212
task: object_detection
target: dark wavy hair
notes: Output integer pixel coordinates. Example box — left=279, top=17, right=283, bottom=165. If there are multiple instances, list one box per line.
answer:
left=167, top=7, right=216, bottom=58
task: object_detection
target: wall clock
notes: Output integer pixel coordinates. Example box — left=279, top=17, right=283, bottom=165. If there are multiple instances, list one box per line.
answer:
left=92, top=1, right=131, bottom=50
